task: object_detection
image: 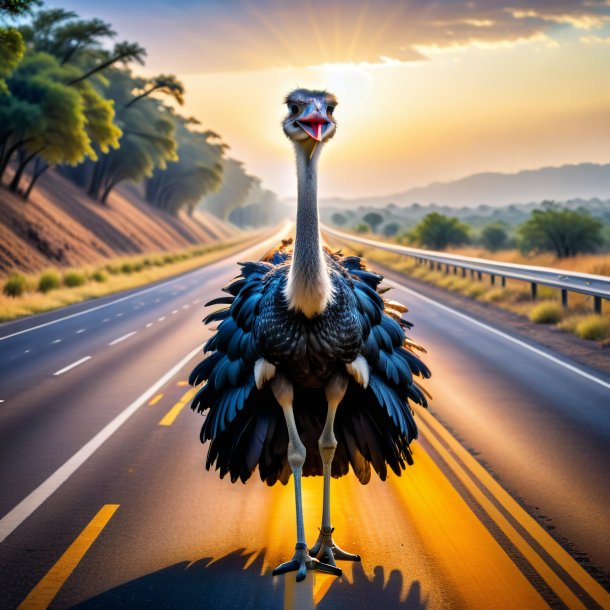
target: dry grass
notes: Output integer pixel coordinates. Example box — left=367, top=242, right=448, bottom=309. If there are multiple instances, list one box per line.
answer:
left=329, top=237, right=610, bottom=342
left=0, top=234, right=261, bottom=322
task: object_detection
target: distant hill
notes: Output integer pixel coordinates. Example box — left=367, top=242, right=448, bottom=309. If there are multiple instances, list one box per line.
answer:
left=321, top=163, right=610, bottom=209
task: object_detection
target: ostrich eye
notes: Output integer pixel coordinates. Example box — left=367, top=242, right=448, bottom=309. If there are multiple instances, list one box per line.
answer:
left=289, top=103, right=299, bottom=115
left=327, top=105, right=335, bottom=116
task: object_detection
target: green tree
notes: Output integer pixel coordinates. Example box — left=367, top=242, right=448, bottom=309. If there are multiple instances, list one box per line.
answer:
left=331, top=212, right=346, bottom=226
left=0, top=52, right=121, bottom=196
left=200, top=158, right=256, bottom=220
left=411, top=212, right=470, bottom=250
left=145, top=114, right=225, bottom=215
left=518, top=202, right=603, bottom=258
left=480, top=223, right=508, bottom=251
left=383, top=222, right=400, bottom=237
left=363, top=211, right=383, bottom=233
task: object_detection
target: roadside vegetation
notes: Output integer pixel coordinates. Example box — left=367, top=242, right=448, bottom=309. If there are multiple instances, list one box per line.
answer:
left=0, top=234, right=261, bottom=321
left=0, top=0, right=284, bottom=227
left=331, top=241, right=610, bottom=343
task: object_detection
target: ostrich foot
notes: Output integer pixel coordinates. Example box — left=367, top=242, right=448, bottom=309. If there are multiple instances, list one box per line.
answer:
left=272, top=542, right=342, bottom=582
left=310, top=527, right=361, bottom=567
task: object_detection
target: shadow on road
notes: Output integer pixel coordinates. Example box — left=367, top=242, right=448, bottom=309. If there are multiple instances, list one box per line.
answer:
left=69, top=548, right=427, bottom=610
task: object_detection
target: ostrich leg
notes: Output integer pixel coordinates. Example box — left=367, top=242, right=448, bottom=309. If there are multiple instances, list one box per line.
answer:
left=271, top=376, right=341, bottom=582
left=310, top=375, right=361, bottom=566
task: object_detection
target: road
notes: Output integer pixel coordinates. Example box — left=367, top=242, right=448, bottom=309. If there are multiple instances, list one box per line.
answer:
left=0, top=227, right=609, bottom=609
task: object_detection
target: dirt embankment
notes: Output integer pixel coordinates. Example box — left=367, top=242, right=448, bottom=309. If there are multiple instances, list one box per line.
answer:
left=0, top=169, right=238, bottom=275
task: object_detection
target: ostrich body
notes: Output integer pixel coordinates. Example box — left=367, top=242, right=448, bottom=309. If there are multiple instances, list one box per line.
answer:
left=190, top=89, right=430, bottom=581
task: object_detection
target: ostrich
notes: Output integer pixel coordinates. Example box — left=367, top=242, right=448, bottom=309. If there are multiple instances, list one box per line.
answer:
left=190, top=88, right=430, bottom=582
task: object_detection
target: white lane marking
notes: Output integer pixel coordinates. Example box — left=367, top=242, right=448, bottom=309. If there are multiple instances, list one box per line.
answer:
left=0, top=225, right=289, bottom=343
left=145, top=323, right=153, bottom=328
left=76, top=329, right=85, bottom=334
left=53, top=356, right=92, bottom=376
left=102, top=318, right=110, bottom=323
left=52, top=339, right=61, bottom=344
left=391, top=280, right=610, bottom=390
left=182, top=305, right=189, bottom=310
left=0, top=400, right=5, bottom=403
left=108, top=331, right=136, bottom=346
left=172, top=310, right=178, bottom=315
left=24, top=349, right=30, bottom=354
left=115, top=313, right=123, bottom=318
left=158, top=316, right=166, bottom=322
left=171, top=291, right=178, bottom=296
left=0, top=346, right=201, bottom=544
left=155, top=299, right=160, bottom=303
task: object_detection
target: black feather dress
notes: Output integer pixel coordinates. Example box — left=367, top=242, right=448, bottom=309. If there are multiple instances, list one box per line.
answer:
left=190, top=246, right=430, bottom=486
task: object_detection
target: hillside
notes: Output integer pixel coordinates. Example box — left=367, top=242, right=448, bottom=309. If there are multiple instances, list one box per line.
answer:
left=0, top=169, right=239, bottom=276
left=320, top=163, right=610, bottom=209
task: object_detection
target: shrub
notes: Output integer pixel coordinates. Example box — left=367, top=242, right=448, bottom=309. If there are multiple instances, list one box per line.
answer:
left=411, top=213, right=470, bottom=250
left=92, top=270, right=107, bottom=283
left=529, top=301, right=563, bottom=324
left=63, top=270, right=86, bottom=287
left=574, top=315, right=610, bottom=341
left=38, top=270, right=61, bottom=293
left=3, top=273, right=28, bottom=297
left=121, top=262, right=134, bottom=274
left=133, top=262, right=144, bottom=272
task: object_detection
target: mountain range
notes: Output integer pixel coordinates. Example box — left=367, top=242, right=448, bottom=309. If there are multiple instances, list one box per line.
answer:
left=319, top=163, right=610, bottom=209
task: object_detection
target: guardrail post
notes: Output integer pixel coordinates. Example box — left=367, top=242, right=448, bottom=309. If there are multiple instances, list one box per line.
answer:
left=490, top=275, right=495, bottom=286
left=462, top=268, right=466, bottom=278
left=470, top=269, right=475, bottom=279
left=501, top=277, right=506, bottom=288
left=594, top=296, right=602, bottom=314
left=561, top=289, right=568, bottom=309
left=477, top=271, right=482, bottom=281
left=531, top=283, right=537, bottom=300
left=453, top=266, right=458, bottom=275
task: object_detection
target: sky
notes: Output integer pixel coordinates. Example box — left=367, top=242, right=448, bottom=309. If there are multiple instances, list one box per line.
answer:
left=49, top=0, right=610, bottom=199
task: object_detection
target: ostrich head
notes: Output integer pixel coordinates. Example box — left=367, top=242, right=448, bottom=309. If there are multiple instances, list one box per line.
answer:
left=283, top=88, right=337, bottom=150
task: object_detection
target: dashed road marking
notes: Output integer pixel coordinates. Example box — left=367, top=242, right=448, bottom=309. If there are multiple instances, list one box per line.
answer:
left=108, top=332, right=136, bottom=346
left=51, top=339, right=61, bottom=344
left=102, top=318, right=110, bottom=323
left=182, top=305, right=189, bottom=309
left=53, top=356, right=92, bottom=376
left=145, top=323, right=153, bottom=328
left=76, top=329, right=85, bottom=334
left=148, top=394, right=163, bottom=406
left=115, top=313, right=123, bottom=317
left=159, top=387, right=197, bottom=426
left=0, top=346, right=201, bottom=544
left=172, top=310, right=178, bottom=314
left=158, top=316, right=166, bottom=322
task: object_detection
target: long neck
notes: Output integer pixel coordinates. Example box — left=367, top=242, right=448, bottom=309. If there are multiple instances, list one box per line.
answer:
left=284, top=144, right=333, bottom=318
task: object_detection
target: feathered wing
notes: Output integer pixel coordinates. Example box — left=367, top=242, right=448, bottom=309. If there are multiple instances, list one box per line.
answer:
left=331, top=253, right=431, bottom=483
left=189, top=259, right=282, bottom=483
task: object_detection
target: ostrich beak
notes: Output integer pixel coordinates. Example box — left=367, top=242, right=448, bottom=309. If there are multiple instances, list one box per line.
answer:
left=296, top=106, right=331, bottom=142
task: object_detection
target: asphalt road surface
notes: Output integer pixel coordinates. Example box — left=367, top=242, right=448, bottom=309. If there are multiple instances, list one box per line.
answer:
left=0, top=227, right=609, bottom=610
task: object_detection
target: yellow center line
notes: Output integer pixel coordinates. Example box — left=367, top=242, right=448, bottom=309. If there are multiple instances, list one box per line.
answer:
left=417, top=407, right=610, bottom=609
left=18, top=504, right=119, bottom=610
left=417, top=417, right=587, bottom=609
left=391, top=445, right=548, bottom=608
left=159, top=387, right=198, bottom=426
left=147, top=393, right=163, bottom=406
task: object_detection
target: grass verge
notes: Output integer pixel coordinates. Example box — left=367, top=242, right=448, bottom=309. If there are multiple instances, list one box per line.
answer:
left=329, top=237, right=610, bottom=343
left=0, top=233, right=263, bottom=323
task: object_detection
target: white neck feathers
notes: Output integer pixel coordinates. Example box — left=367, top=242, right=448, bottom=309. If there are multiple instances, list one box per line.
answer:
left=284, top=144, right=333, bottom=318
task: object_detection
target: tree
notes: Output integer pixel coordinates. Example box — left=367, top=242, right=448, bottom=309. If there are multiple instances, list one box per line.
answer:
left=518, top=202, right=603, bottom=258
left=0, top=52, right=121, bottom=195
left=331, top=212, right=346, bottom=226
left=480, top=223, right=508, bottom=251
left=200, top=158, right=256, bottom=220
left=124, top=74, right=185, bottom=109
left=363, top=211, right=383, bottom=233
left=0, top=0, right=40, bottom=16
left=383, top=222, right=400, bottom=237
left=145, top=113, right=225, bottom=215
left=411, top=212, right=470, bottom=250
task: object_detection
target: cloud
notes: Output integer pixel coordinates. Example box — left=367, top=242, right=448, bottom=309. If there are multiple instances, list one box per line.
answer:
left=60, top=0, right=610, bottom=72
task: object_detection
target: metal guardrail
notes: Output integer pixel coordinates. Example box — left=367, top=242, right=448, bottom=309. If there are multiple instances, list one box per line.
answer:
left=323, top=227, right=610, bottom=313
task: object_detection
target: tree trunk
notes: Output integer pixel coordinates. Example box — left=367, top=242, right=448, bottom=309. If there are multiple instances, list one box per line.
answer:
left=8, top=148, right=43, bottom=193
left=23, top=160, right=50, bottom=201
